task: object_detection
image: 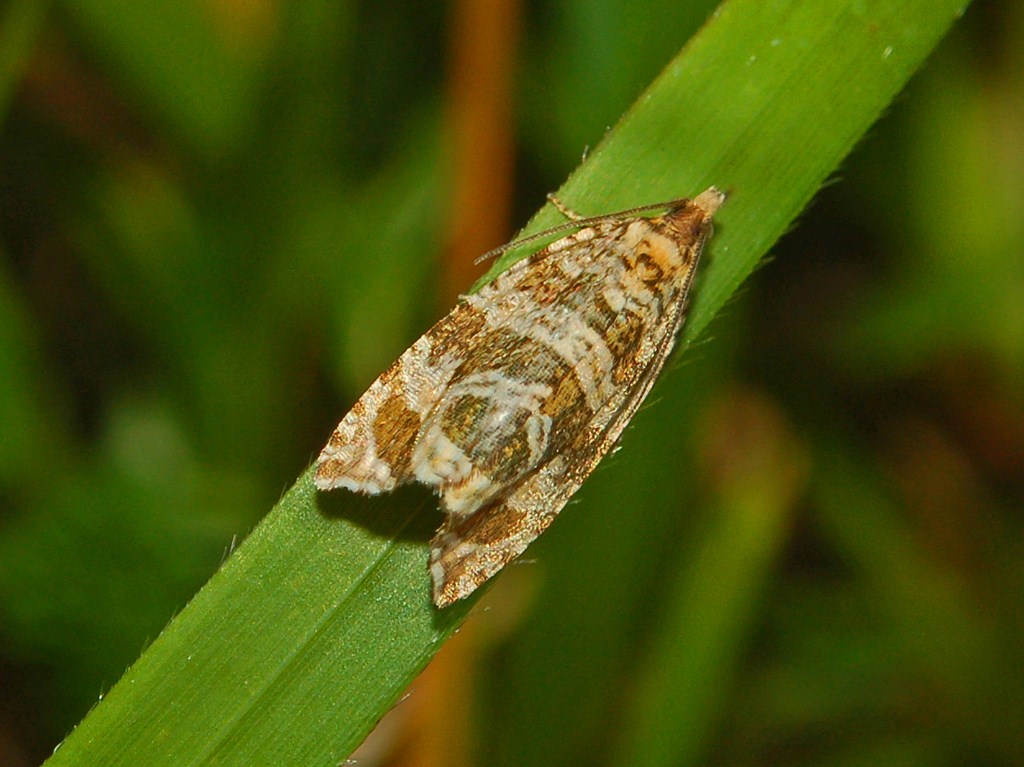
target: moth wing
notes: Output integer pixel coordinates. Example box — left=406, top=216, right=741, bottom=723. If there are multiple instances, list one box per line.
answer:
left=316, top=236, right=579, bottom=496
left=429, top=473, right=561, bottom=608
left=314, top=305, right=486, bottom=494
left=429, top=297, right=689, bottom=607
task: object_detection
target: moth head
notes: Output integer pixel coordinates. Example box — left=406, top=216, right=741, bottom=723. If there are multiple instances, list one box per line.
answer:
left=647, top=186, right=725, bottom=281
left=660, top=189, right=722, bottom=247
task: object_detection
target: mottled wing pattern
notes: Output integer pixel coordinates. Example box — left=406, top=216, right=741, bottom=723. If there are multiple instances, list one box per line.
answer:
left=428, top=196, right=715, bottom=606
left=314, top=305, right=488, bottom=494
left=315, top=187, right=724, bottom=607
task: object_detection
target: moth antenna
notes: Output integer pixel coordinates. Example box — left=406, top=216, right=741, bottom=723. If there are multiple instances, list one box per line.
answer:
left=473, top=195, right=702, bottom=265
left=547, top=194, right=583, bottom=221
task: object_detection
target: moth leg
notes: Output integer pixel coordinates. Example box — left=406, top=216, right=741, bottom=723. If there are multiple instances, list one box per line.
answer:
left=546, top=193, right=584, bottom=222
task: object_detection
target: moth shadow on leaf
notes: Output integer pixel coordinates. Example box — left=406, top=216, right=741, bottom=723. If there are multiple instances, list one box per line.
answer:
left=312, top=480, right=443, bottom=543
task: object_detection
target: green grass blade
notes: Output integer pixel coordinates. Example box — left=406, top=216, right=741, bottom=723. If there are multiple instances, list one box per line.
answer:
left=48, top=474, right=473, bottom=766
left=43, top=0, right=969, bottom=764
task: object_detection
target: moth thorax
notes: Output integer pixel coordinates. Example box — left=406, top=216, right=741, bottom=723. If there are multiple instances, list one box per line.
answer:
left=643, top=231, right=688, bottom=276
left=661, top=202, right=712, bottom=250
left=613, top=231, right=679, bottom=309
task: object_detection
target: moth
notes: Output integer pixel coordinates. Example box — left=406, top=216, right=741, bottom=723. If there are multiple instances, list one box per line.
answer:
left=315, top=187, right=725, bottom=607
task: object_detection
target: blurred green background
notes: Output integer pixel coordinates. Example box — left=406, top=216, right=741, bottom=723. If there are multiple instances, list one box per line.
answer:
left=1, top=0, right=1022, bottom=766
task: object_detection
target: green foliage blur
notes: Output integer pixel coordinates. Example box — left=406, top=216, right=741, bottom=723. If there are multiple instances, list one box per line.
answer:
left=0, top=1, right=1021, bottom=766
